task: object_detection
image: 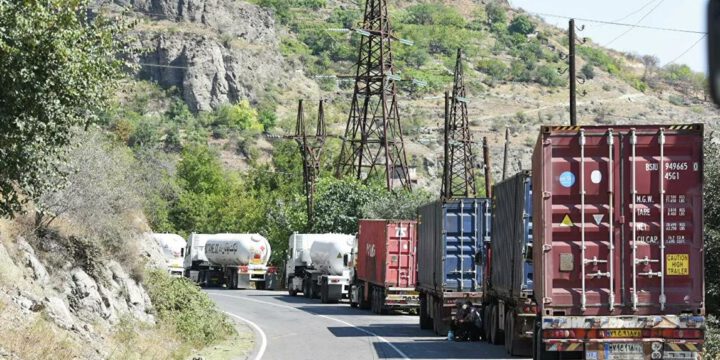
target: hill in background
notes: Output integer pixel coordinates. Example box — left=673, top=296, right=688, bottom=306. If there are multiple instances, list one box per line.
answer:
left=96, top=0, right=718, bottom=192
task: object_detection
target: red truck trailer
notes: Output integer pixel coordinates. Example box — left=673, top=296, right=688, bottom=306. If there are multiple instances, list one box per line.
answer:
left=532, top=124, right=705, bottom=359
left=349, top=220, right=419, bottom=314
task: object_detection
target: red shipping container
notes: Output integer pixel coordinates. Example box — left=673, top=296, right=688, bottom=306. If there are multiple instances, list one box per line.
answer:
left=356, top=220, right=418, bottom=288
left=532, top=124, right=704, bottom=317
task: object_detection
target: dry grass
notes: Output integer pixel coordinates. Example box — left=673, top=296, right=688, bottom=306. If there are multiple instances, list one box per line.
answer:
left=0, top=308, right=81, bottom=359
left=108, top=317, right=189, bottom=360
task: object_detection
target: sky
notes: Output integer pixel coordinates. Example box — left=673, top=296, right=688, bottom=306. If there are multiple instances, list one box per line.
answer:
left=509, top=0, right=708, bottom=73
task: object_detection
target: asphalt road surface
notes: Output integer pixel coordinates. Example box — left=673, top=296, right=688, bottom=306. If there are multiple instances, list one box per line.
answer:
left=206, top=289, right=530, bottom=360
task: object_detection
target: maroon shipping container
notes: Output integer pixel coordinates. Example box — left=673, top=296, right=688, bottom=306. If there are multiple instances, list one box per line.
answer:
left=349, top=220, right=419, bottom=314
left=533, top=124, right=704, bottom=316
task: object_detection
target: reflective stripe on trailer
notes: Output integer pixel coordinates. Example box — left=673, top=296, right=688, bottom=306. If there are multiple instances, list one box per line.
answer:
left=546, top=342, right=583, bottom=351
left=667, top=342, right=703, bottom=352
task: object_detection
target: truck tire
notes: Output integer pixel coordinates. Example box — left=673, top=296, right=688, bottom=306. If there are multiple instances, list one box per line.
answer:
left=359, top=285, right=370, bottom=310
left=288, top=277, right=297, bottom=296
left=303, top=279, right=311, bottom=298
left=419, top=294, right=432, bottom=330
left=490, top=304, right=505, bottom=345
left=256, top=281, right=266, bottom=290
left=482, top=306, right=491, bottom=342
left=433, top=301, right=448, bottom=336
left=371, top=287, right=378, bottom=314
left=320, top=279, right=328, bottom=304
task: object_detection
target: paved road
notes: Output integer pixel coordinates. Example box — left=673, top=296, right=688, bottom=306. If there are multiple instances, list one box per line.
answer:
left=207, top=289, right=530, bottom=360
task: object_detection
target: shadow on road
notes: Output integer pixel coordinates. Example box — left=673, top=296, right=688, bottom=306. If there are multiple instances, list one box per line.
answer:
left=372, top=340, right=520, bottom=359
left=326, top=323, right=432, bottom=338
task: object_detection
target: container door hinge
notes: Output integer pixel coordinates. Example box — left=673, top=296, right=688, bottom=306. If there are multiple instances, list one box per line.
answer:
left=543, top=191, right=551, bottom=199
left=543, top=297, right=552, bottom=304
left=542, top=244, right=552, bottom=252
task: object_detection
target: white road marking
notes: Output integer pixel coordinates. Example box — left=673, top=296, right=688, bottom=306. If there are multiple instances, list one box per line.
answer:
left=209, top=292, right=410, bottom=360
left=224, top=310, right=267, bottom=360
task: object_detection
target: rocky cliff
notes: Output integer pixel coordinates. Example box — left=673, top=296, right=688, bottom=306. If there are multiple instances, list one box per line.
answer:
left=99, top=0, right=312, bottom=112
left=0, top=223, right=167, bottom=359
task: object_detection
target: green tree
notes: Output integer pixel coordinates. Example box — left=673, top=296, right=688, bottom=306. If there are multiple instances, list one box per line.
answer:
left=361, top=189, right=433, bottom=220
left=508, top=15, right=535, bottom=35
left=312, top=178, right=381, bottom=234
left=0, top=0, right=129, bottom=216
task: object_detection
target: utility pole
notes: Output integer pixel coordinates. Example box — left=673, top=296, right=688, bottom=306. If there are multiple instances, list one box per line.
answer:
left=482, top=137, right=493, bottom=199
left=441, top=48, right=477, bottom=200
left=293, top=100, right=326, bottom=226
left=569, top=19, right=577, bottom=126
left=335, top=0, right=412, bottom=191
left=501, top=127, right=509, bottom=180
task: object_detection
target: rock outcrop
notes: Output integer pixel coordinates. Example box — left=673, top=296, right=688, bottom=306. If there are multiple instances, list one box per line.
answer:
left=0, top=231, right=165, bottom=359
left=98, top=0, right=295, bottom=112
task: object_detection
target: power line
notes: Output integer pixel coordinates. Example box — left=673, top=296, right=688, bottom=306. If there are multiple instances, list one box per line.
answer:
left=604, top=0, right=666, bottom=47
left=531, top=11, right=706, bottom=35
left=611, top=0, right=661, bottom=24
left=665, top=34, right=707, bottom=66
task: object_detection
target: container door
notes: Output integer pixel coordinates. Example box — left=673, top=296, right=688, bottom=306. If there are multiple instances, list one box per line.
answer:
left=386, top=222, right=416, bottom=288
left=545, top=129, right=620, bottom=313
left=443, top=199, right=488, bottom=292
left=620, top=128, right=704, bottom=313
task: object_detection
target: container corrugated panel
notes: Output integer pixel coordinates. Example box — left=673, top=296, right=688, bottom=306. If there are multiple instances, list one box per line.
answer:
left=532, top=124, right=704, bottom=316
left=356, top=220, right=418, bottom=288
left=417, top=198, right=491, bottom=293
left=490, top=171, right=533, bottom=300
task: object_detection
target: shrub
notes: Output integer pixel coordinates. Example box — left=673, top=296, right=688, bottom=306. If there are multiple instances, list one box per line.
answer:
left=404, top=4, right=465, bottom=28
left=508, top=15, right=535, bottom=35
left=144, top=270, right=234, bottom=347
left=477, top=59, right=509, bottom=82
left=536, top=65, right=564, bottom=87
left=581, top=63, right=595, bottom=79
left=212, top=100, right=264, bottom=132
left=486, top=2, right=507, bottom=25
left=668, top=95, right=686, bottom=106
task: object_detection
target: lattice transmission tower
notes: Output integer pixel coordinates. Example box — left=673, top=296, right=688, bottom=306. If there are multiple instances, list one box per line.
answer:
left=335, top=0, right=412, bottom=191
left=293, top=100, right=326, bottom=225
left=441, top=48, right=477, bottom=200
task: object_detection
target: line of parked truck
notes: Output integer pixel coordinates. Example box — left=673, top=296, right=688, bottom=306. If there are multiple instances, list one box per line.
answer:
left=148, top=124, right=706, bottom=360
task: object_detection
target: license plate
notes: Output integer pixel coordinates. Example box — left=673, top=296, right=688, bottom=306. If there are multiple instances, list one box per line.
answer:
left=605, top=343, right=643, bottom=360
left=250, top=258, right=262, bottom=264
left=608, top=329, right=641, bottom=338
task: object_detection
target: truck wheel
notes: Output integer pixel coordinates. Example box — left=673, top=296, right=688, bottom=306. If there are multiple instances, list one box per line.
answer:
left=370, top=288, right=378, bottom=314
left=256, top=281, right=266, bottom=290
left=419, top=294, right=432, bottom=330
left=303, top=279, right=311, bottom=298
left=377, top=288, right=387, bottom=315
left=359, top=285, right=370, bottom=310
left=320, top=279, right=328, bottom=304
left=433, top=301, right=448, bottom=336
left=490, top=304, right=505, bottom=345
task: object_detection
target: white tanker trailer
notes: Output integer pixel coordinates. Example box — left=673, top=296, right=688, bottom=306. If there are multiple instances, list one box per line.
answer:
left=285, top=233, right=354, bottom=303
left=149, top=233, right=187, bottom=277
left=184, top=233, right=271, bottom=289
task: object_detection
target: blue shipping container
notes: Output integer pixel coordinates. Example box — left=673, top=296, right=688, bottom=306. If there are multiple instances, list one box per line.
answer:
left=417, top=198, right=492, bottom=293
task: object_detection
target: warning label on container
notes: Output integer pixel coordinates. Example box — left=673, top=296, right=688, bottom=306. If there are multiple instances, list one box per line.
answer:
left=561, top=214, right=574, bottom=227
left=666, top=254, right=689, bottom=276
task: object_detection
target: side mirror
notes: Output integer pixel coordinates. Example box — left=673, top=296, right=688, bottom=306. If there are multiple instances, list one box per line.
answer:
left=709, top=0, right=720, bottom=104
left=343, top=254, right=349, bottom=267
